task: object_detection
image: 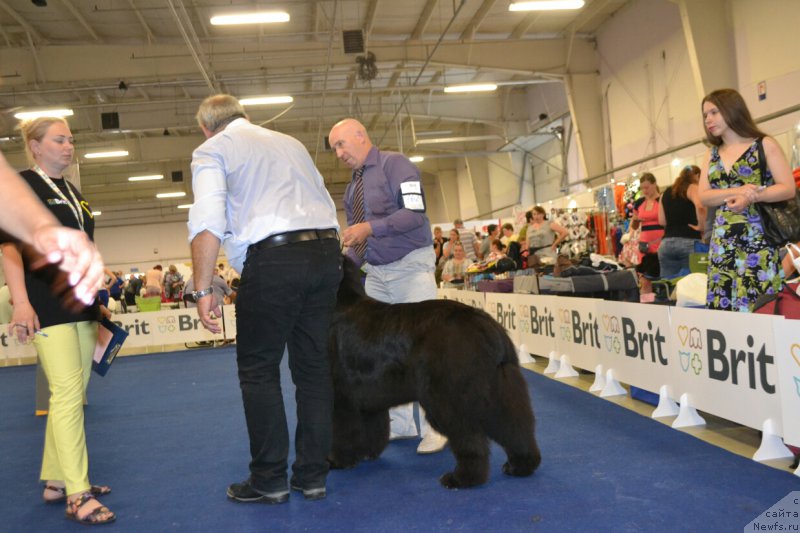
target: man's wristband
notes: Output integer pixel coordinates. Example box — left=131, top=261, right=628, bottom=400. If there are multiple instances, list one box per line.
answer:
left=193, top=287, right=214, bottom=299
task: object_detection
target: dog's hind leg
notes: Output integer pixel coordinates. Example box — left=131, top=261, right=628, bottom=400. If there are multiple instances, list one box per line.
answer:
left=438, top=433, right=490, bottom=489
left=361, top=409, right=390, bottom=460
left=487, top=366, right=542, bottom=477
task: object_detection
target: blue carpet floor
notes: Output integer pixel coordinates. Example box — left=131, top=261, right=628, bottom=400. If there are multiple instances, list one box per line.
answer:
left=1, top=347, right=797, bottom=532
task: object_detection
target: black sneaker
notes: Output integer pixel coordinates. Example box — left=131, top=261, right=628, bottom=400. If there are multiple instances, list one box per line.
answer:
left=290, top=482, right=327, bottom=501
left=227, top=480, right=289, bottom=504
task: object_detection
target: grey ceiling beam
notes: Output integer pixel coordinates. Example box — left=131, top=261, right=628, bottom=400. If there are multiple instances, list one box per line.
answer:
left=364, top=0, right=380, bottom=37
left=509, top=13, right=540, bottom=40
left=410, top=0, right=438, bottom=41
left=60, top=0, right=102, bottom=43
left=126, top=0, right=156, bottom=44
left=0, top=21, right=11, bottom=47
left=310, top=1, right=321, bottom=41
left=564, top=0, right=609, bottom=70
left=386, top=64, right=403, bottom=88
left=166, top=0, right=218, bottom=92
left=26, top=32, right=46, bottom=83
left=189, top=0, right=211, bottom=39
left=459, top=0, right=497, bottom=41
left=0, top=0, right=46, bottom=44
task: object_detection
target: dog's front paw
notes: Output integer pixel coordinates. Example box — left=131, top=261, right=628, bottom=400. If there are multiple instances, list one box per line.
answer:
left=438, top=472, right=461, bottom=490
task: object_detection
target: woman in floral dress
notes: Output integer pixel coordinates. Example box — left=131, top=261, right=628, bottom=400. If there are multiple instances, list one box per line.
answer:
left=698, top=89, right=794, bottom=311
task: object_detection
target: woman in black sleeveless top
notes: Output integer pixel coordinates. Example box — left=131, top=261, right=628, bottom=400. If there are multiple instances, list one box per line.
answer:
left=657, top=165, right=706, bottom=278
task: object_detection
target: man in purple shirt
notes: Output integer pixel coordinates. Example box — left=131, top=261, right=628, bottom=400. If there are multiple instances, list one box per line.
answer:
left=328, top=118, right=447, bottom=455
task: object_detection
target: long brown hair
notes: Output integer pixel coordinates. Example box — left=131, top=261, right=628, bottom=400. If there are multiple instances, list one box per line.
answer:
left=531, top=205, right=548, bottom=220
left=638, top=172, right=659, bottom=195
left=671, top=165, right=700, bottom=200
left=702, top=89, right=766, bottom=146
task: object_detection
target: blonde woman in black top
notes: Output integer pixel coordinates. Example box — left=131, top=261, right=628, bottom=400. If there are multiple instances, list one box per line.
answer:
left=1, top=117, right=115, bottom=525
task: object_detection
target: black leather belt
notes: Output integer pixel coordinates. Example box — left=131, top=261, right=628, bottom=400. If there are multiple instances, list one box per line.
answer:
left=248, top=228, right=339, bottom=255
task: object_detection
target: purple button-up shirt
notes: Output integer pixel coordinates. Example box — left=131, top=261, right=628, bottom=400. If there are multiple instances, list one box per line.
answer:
left=344, top=147, right=432, bottom=266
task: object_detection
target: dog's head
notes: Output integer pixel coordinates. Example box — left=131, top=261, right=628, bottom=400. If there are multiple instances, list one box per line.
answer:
left=337, top=255, right=367, bottom=308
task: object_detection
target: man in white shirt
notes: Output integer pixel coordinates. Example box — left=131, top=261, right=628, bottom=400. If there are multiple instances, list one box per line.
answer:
left=188, top=94, right=341, bottom=504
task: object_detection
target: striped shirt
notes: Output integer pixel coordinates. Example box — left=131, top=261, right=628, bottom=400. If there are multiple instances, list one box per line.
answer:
left=457, top=227, right=478, bottom=261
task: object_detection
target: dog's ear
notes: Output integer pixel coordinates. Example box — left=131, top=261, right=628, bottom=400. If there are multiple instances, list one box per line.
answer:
left=337, top=255, right=367, bottom=306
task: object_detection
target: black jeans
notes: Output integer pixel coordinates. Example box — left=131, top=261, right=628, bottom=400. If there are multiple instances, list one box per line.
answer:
left=235, top=237, right=342, bottom=492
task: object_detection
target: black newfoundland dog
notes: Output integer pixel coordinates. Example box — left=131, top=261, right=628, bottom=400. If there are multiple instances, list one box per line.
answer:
left=328, top=257, right=541, bottom=488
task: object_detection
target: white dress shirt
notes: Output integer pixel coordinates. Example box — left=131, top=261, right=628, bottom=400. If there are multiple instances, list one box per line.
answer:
left=188, top=119, right=339, bottom=273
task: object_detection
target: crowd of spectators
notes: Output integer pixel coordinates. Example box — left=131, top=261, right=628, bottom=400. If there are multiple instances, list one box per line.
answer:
left=112, top=261, right=239, bottom=311
left=433, top=217, right=533, bottom=287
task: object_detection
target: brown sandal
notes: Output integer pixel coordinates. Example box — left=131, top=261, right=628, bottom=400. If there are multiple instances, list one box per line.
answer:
left=44, top=484, right=111, bottom=504
left=65, top=492, right=116, bottom=526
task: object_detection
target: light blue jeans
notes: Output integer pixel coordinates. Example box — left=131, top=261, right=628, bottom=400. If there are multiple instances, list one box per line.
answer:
left=364, top=246, right=437, bottom=437
left=364, top=246, right=437, bottom=303
left=657, top=237, right=698, bottom=279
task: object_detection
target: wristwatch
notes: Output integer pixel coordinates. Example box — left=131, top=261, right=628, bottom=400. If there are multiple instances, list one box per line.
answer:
left=192, top=286, right=214, bottom=299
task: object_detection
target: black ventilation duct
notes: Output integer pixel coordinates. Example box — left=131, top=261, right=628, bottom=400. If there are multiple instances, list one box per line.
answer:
left=101, top=112, right=119, bottom=130
left=342, top=30, right=365, bottom=54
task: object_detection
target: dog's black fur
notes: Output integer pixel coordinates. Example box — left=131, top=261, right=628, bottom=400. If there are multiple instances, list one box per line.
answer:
left=328, top=257, right=541, bottom=488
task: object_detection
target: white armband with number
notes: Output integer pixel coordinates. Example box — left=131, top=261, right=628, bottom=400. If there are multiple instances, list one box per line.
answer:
left=400, top=181, right=425, bottom=212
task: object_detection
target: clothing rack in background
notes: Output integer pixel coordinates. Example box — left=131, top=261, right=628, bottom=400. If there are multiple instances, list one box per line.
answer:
left=548, top=207, right=614, bottom=258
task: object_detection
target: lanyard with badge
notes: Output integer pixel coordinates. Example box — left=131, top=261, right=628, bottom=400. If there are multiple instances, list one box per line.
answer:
left=31, top=164, right=85, bottom=231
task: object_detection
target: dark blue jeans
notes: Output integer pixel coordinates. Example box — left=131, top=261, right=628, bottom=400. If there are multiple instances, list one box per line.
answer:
left=235, top=237, right=342, bottom=492
left=657, top=237, right=697, bottom=279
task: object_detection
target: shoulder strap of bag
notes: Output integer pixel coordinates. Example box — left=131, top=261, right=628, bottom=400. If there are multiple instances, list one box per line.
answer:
left=756, top=137, right=769, bottom=186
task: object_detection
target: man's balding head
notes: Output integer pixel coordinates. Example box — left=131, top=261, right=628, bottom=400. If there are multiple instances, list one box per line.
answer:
left=328, top=118, right=373, bottom=169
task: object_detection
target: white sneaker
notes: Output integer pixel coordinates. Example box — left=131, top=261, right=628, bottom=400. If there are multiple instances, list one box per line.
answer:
left=416, top=430, right=448, bottom=454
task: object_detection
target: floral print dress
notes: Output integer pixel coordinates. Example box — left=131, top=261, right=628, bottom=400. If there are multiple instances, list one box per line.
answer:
left=706, top=141, right=782, bottom=312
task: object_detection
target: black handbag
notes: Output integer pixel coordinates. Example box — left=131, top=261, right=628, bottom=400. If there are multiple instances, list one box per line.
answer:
left=754, top=138, right=800, bottom=247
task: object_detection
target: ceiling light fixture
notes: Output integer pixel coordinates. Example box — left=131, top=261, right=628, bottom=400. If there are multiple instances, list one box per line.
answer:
left=416, top=135, right=503, bottom=145
left=177, top=204, right=193, bottom=209
left=84, top=150, right=129, bottom=159
left=156, top=192, right=186, bottom=199
left=415, top=130, right=453, bottom=137
left=409, top=156, right=424, bottom=163
left=210, top=11, right=290, bottom=25
left=91, top=211, right=101, bottom=216
left=239, top=95, right=294, bottom=106
left=443, top=84, right=497, bottom=94
left=509, top=0, right=585, bottom=12
left=128, top=174, right=164, bottom=182
left=14, top=108, right=74, bottom=120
